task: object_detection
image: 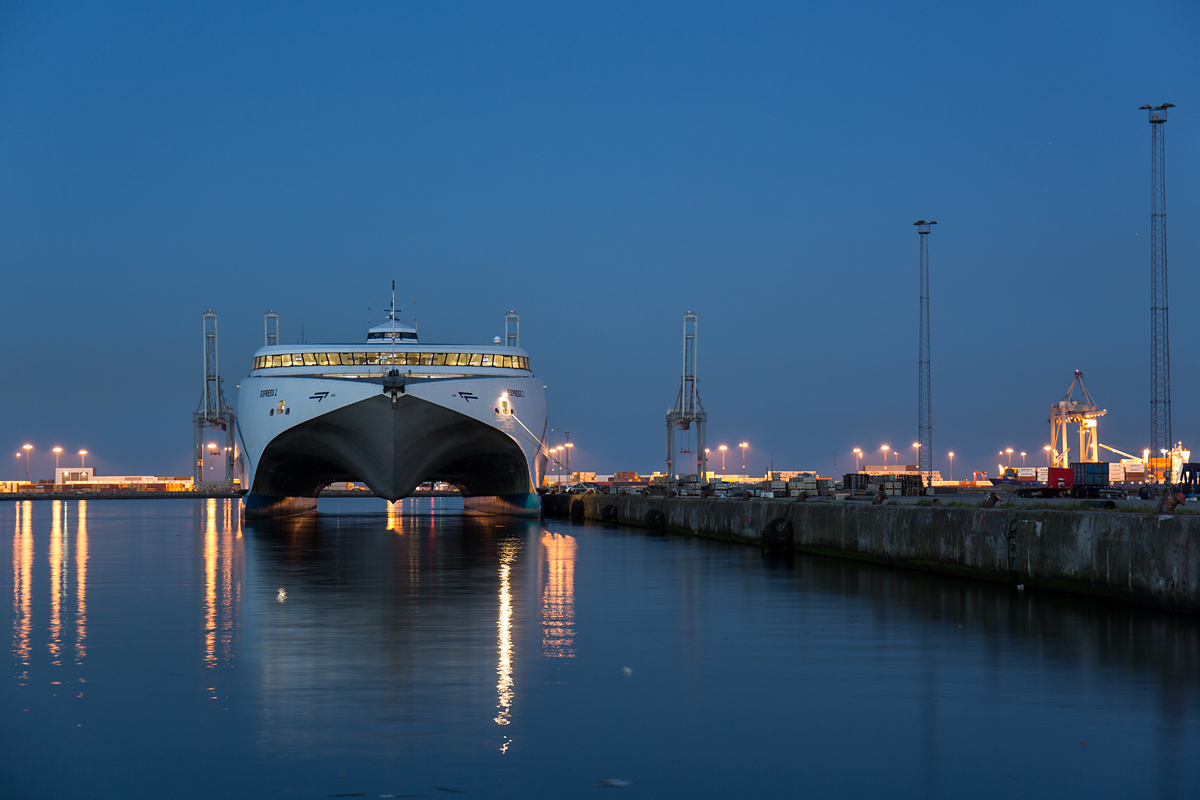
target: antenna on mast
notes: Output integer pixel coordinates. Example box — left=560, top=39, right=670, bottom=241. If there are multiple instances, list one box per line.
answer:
left=391, top=280, right=397, bottom=362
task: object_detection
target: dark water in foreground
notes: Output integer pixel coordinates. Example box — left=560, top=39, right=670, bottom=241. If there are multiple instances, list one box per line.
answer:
left=3, top=498, right=1199, bottom=799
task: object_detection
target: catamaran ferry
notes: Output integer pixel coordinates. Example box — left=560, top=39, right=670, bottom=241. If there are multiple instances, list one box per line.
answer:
left=235, top=308, right=547, bottom=518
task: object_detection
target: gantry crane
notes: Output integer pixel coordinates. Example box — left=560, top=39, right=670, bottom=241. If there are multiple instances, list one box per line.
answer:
left=1048, top=370, right=1106, bottom=468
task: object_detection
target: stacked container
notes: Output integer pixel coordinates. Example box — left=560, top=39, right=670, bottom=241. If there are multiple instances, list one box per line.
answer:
left=1071, top=462, right=1110, bottom=487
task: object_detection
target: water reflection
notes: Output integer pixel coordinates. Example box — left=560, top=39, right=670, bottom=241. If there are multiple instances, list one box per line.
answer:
left=12, top=501, right=33, bottom=678
left=495, top=535, right=521, bottom=749
left=75, top=501, right=87, bottom=662
left=202, top=498, right=242, bottom=670
left=539, top=532, right=576, bottom=659
left=9, top=500, right=90, bottom=680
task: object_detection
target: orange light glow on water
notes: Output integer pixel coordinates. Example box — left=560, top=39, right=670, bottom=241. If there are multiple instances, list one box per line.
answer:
left=13, top=502, right=34, bottom=673
left=75, top=500, right=88, bottom=662
left=202, top=499, right=241, bottom=671
left=49, top=501, right=63, bottom=664
left=204, top=499, right=217, bottom=666
left=540, top=532, right=577, bottom=659
left=387, top=500, right=400, bottom=531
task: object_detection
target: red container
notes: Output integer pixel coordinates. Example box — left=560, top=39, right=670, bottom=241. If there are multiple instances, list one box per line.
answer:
left=1048, top=467, right=1073, bottom=489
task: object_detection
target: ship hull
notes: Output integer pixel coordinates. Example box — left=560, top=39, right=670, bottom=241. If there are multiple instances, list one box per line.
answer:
left=237, top=372, right=546, bottom=519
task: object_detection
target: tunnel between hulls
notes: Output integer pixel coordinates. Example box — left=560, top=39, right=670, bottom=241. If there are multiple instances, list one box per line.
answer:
left=248, top=393, right=533, bottom=511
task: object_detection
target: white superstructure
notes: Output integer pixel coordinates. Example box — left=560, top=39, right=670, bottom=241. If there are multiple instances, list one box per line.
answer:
left=236, top=308, right=547, bottom=518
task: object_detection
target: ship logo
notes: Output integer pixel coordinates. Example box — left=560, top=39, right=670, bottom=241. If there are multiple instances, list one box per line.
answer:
left=309, top=391, right=330, bottom=401
left=459, top=392, right=479, bottom=402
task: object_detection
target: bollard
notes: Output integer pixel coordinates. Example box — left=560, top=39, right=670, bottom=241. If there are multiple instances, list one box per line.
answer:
left=1157, top=491, right=1184, bottom=515
left=982, top=491, right=1001, bottom=509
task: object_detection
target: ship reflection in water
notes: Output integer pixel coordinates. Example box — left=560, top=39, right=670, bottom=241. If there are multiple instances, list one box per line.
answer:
left=3, top=497, right=1200, bottom=798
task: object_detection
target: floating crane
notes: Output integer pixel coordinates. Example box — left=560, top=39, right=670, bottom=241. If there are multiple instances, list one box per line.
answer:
left=1048, top=370, right=1105, bottom=468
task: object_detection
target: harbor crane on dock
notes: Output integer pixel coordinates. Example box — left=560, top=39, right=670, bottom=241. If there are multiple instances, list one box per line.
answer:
left=665, top=312, right=707, bottom=480
left=1048, top=370, right=1105, bottom=468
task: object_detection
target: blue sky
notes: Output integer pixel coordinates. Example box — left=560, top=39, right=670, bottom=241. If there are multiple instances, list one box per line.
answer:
left=1, top=0, right=1197, bottom=480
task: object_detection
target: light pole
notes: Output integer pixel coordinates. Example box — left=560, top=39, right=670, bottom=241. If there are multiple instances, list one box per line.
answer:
left=53, top=447, right=63, bottom=480
left=1006, top=448, right=1013, bottom=468
left=739, top=442, right=748, bottom=478
left=948, top=452, right=954, bottom=482
left=207, top=443, right=217, bottom=480
left=719, top=444, right=727, bottom=473
left=1020, top=451, right=1027, bottom=468
left=565, top=441, right=573, bottom=478
left=912, top=442, right=920, bottom=469
left=79, top=449, right=88, bottom=468
left=23, top=444, right=32, bottom=481
left=15, top=453, right=20, bottom=481
left=881, top=444, right=889, bottom=468
left=853, top=448, right=862, bottom=471
left=1044, top=445, right=1052, bottom=468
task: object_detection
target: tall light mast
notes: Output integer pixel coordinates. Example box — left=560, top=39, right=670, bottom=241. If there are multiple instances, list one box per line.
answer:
left=1141, top=102, right=1174, bottom=477
left=265, top=310, right=278, bottom=346
left=665, top=312, right=707, bottom=480
left=914, top=220, right=936, bottom=477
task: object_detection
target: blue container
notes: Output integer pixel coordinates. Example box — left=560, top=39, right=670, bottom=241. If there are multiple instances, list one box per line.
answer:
left=1071, top=462, right=1110, bottom=487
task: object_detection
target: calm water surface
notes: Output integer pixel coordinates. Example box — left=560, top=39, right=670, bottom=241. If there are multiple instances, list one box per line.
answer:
left=3, top=497, right=1199, bottom=798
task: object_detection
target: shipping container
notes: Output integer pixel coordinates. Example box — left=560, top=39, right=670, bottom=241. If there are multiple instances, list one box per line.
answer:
left=1016, top=467, right=1037, bottom=477
left=1048, top=467, right=1073, bottom=488
left=1071, top=462, right=1109, bottom=487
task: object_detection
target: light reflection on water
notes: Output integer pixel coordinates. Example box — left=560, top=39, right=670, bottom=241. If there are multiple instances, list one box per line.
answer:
left=1, top=497, right=1199, bottom=798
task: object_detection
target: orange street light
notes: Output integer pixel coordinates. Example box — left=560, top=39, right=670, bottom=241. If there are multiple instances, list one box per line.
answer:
left=1020, top=451, right=1027, bottom=467
left=53, top=446, right=63, bottom=472
left=1006, top=447, right=1014, bottom=468
left=1044, top=444, right=1052, bottom=468
left=79, top=449, right=88, bottom=468
left=948, top=451, right=955, bottom=481
left=881, top=444, right=890, bottom=467
left=739, top=442, right=749, bottom=477
left=718, top=444, right=728, bottom=472
left=22, top=444, right=32, bottom=481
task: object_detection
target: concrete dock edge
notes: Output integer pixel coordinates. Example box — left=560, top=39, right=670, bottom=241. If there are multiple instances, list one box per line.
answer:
left=542, top=495, right=1200, bottom=612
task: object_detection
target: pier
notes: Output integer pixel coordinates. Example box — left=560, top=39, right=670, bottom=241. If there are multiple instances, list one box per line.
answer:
left=543, top=494, right=1200, bottom=612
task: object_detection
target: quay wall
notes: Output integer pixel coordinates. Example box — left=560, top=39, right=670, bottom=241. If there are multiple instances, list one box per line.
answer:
left=542, top=495, right=1200, bottom=612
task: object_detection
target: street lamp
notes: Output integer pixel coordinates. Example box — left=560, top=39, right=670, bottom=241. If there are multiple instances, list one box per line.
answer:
left=23, top=444, right=32, bottom=481
left=912, top=442, right=920, bottom=468
left=718, top=444, right=727, bottom=473
left=948, top=452, right=954, bottom=482
left=15, top=453, right=20, bottom=481
left=207, top=443, right=218, bottom=479
left=853, top=448, right=862, bottom=471
left=53, top=447, right=63, bottom=483
left=565, top=442, right=573, bottom=477
left=1006, top=448, right=1014, bottom=468
left=739, top=442, right=748, bottom=477
left=1044, top=445, right=1052, bottom=468
left=881, top=444, right=889, bottom=468
left=79, top=449, right=88, bottom=468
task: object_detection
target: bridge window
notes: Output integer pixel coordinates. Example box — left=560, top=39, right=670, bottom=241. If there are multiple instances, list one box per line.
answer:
left=252, top=351, right=532, bottom=372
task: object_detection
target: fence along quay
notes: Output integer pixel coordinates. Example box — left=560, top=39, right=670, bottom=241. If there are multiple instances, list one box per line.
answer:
left=542, top=494, right=1200, bottom=613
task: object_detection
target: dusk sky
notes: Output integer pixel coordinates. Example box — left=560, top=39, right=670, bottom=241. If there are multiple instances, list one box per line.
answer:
left=1, top=1, right=1197, bottom=481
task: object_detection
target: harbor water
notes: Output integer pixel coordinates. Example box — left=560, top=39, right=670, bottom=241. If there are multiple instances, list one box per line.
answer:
left=3, top=497, right=1199, bottom=798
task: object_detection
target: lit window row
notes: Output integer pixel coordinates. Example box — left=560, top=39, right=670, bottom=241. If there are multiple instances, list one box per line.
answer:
left=252, top=352, right=532, bottom=371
